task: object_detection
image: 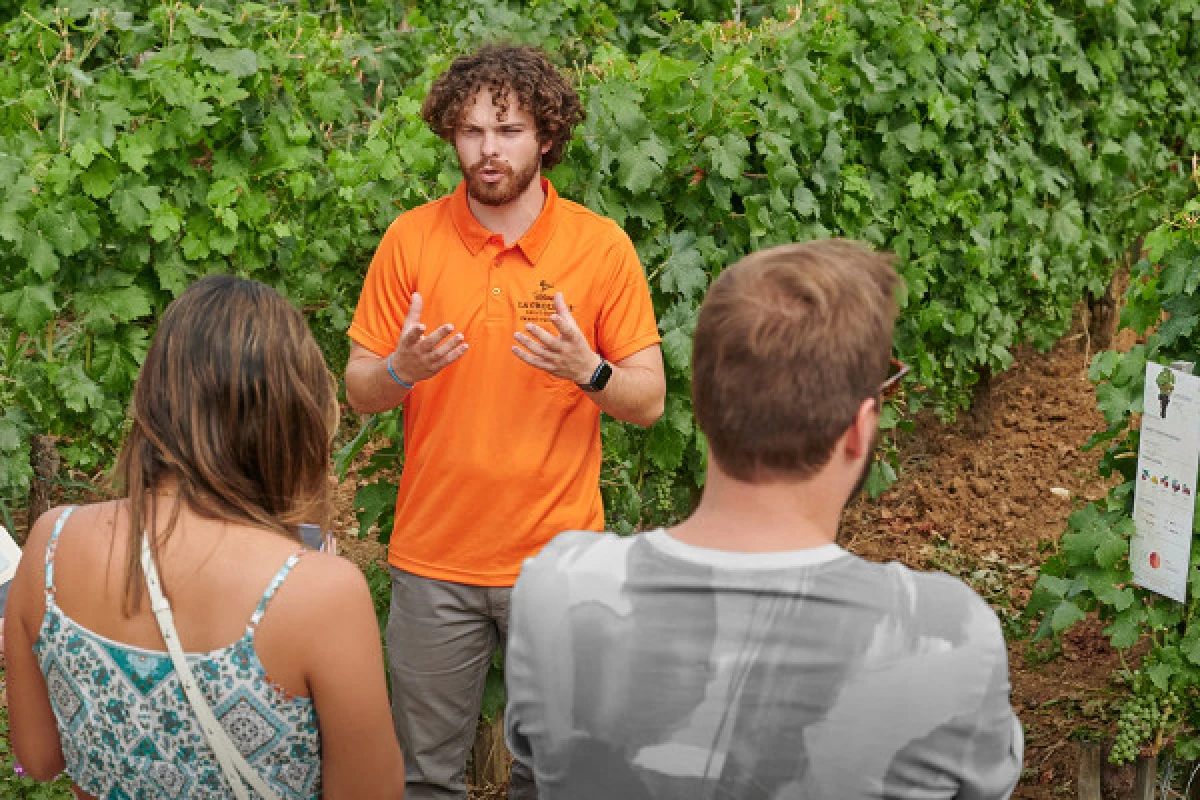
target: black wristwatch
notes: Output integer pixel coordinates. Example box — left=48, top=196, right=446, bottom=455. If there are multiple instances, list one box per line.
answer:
left=578, top=359, right=613, bottom=392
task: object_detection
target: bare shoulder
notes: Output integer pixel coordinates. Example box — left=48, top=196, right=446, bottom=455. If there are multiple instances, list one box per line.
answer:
left=275, top=551, right=372, bottom=613
left=295, top=551, right=369, bottom=589
left=25, top=501, right=118, bottom=553
left=10, top=502, right=112, bottom=634
left=23, top=504, right=70, bottom=553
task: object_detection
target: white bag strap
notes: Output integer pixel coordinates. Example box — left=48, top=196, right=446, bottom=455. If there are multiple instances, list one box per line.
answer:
left=140, top=535, right=281, bottom=800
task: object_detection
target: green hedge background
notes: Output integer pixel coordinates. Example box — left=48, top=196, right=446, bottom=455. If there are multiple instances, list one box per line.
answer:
left=0, top=0, right=1197, bottom=536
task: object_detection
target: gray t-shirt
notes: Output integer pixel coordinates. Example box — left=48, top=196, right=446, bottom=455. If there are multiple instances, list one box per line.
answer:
left=506, top=529, right=1023, bottom=800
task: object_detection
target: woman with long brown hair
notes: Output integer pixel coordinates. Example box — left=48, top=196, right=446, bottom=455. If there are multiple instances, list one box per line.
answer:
left=5, top=275, right=405, bottom=798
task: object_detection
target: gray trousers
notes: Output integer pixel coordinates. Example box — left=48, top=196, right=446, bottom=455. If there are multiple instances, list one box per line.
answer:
left=387, top=567, right=537, bottom=800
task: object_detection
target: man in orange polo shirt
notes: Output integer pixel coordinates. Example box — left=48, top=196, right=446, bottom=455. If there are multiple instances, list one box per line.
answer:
left=344, top=45, right=665, bottom=800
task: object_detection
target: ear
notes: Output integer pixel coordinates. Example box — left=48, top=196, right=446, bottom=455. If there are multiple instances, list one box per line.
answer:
left=540, top=138, right=552, bottom=156
left=843, top=396, right=879, bottom=461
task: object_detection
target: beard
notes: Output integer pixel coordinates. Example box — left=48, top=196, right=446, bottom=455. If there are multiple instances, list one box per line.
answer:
left=460, top=153, right=541, bottom=206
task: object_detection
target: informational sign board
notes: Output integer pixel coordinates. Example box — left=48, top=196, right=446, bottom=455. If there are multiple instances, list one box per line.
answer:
left=1131, top=363, right=1200, bottom=602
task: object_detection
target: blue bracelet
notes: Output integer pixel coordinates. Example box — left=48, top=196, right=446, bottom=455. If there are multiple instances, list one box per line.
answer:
left=386, top=354, right=415, bottom=390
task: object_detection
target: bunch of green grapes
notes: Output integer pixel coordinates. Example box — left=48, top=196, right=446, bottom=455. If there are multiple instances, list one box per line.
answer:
left=1110, top=690, right=1178, bottom=765
left=653, top=476, right=674, bottom=513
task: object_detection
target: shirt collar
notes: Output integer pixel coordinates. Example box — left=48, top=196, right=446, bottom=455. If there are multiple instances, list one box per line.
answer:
left=448, top=177, right=559, bottom=266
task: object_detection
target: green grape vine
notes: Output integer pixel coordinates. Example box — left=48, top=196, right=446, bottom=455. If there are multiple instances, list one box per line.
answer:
left=1, top=0, right=1199, bottom=544
left=1027, top=191, right=1200, bottom=763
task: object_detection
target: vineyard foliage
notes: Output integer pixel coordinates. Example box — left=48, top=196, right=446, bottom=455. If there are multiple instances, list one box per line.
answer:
left=1026, top=190, right=1200, bottom=763
left=1, top=0, right=1199, bottom=540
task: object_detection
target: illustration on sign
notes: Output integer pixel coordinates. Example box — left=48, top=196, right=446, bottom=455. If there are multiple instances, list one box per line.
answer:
left=1157, top=367, right=1176, bottom=418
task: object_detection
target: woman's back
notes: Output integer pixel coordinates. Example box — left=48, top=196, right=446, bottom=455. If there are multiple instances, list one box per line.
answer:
left=43, top=500, right=316, bottom=686
left=7, top=275, right=404, bottom=799
left=34, top=501, right=325, bottom=798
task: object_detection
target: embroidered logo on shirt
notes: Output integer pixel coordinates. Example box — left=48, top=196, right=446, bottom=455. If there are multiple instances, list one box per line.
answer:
left=518, top=280, right=573, bottom=326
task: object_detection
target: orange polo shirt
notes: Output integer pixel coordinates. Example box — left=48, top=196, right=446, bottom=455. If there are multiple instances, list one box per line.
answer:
left=349, top=179, right=661, bottom=586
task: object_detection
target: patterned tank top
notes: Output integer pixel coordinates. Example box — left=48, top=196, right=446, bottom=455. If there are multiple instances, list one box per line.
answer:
left=33, top=507, right=322, bottom=799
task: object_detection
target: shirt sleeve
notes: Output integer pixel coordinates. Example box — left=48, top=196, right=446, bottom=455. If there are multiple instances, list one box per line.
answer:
left=505, top=533, right=593, bottom=779
left=505, top=557, right=547, bottom=771
left=956, top=644, right=1024, bottom=800
left=879, top=578, right=1023, bottom=800
left=347, top=218, right=414, bottom=357
left=594, top=226, right=661, bottom=365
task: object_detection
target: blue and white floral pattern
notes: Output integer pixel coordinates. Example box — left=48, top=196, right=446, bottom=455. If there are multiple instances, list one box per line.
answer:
left=33, top=507, right=322, bottom=799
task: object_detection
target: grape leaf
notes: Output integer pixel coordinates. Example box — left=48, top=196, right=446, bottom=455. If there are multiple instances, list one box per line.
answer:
left=0, top=285, right=57, bottom=332
left=200, top=47, right=259, bottom=78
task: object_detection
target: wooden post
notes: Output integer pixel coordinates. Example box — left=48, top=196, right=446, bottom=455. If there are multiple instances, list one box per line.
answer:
left=468, top=714, right=511, bottom=788
left=965, top=367, right=993, bottom=438
left=1086, top=262, right=1125, bottom=355
left=1076, top=741, right=1102, bottom=800
left=25, top=434, right=59, bottom=543
left=1133, top=754, right=1158, bottom=800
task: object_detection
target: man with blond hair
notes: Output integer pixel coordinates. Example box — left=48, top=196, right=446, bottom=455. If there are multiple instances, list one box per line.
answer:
left=506, top=240, right=1023, bottom=799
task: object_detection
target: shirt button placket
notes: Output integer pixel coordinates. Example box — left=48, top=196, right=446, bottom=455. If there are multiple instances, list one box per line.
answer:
left=487, top=251, right=503, bottom=322
left=492, top=254, right=502, bottom=301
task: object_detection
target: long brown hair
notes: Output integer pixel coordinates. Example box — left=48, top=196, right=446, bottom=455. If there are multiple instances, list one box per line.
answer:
left=115, top=275, right=337, bottom=614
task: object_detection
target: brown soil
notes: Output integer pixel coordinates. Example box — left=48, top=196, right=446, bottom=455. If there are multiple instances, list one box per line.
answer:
left=329, top=465, right=389, bottom=572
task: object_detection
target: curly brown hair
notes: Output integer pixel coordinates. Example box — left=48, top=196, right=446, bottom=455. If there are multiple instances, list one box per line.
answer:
left=421, top=44, right=585, bottom=170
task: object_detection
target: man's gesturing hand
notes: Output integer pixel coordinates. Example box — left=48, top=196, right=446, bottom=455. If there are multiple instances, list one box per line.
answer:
left=390, top=292, right=467, bottom=385
left=512, top=293, right=602, bottom=385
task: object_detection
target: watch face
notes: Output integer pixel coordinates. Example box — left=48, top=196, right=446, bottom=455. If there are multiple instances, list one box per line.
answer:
left=592, top=361, right=613, bottom=391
